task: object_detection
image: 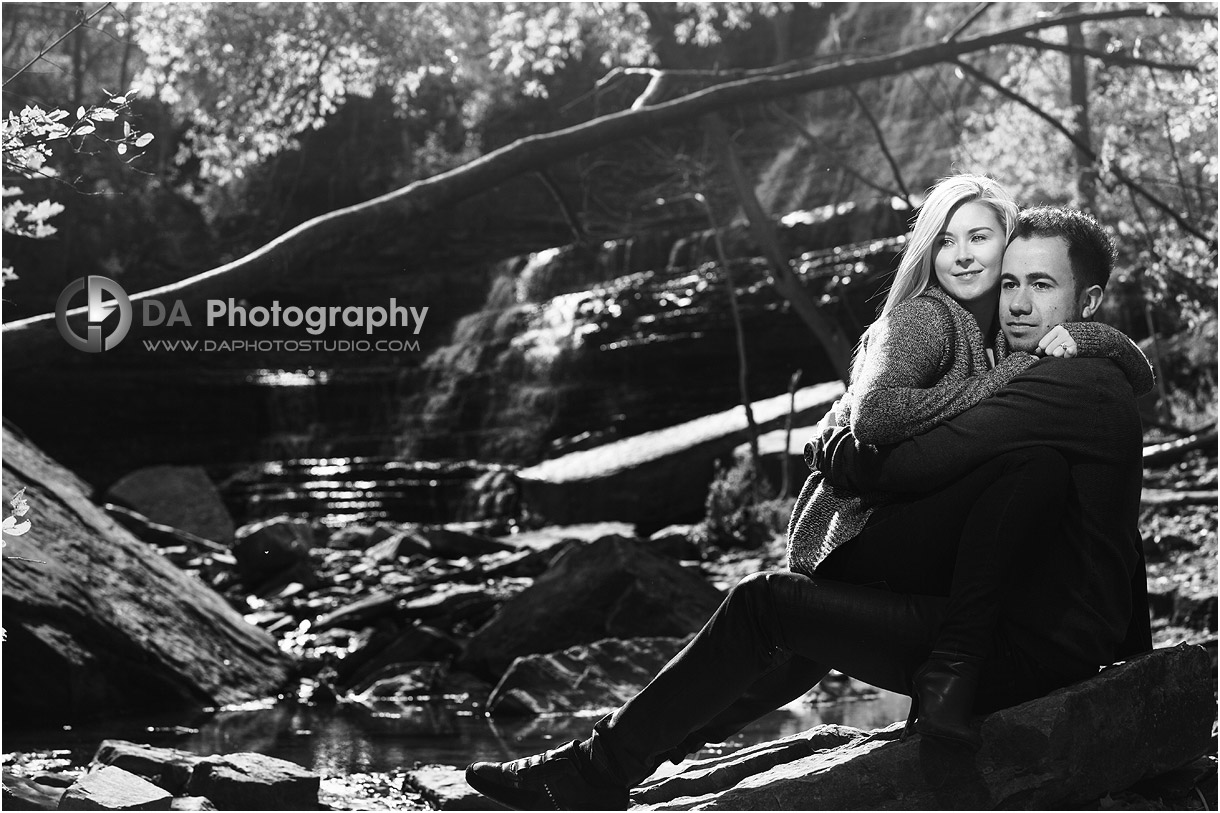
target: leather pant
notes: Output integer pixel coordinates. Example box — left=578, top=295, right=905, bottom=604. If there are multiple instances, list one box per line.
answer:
left=587, top=447, right=1089, bottom=788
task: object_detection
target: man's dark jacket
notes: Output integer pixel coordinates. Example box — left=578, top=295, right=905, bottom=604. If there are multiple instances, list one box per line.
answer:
left=816, top=356, right=1152, bottom=672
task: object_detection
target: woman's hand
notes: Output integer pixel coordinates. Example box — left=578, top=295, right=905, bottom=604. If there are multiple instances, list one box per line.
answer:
left=1036, top=325, right=1078, bottom=358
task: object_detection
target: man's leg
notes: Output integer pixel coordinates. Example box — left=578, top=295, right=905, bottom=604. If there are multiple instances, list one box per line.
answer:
left=651, top=654, right=832, bottom=771
left=585, top=571, right=945, bottom=788
left=674, top=447, right=1070, bottom=759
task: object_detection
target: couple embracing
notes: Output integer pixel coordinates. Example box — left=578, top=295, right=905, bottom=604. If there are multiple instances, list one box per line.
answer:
left=467, top=175, right=1155, bottom=810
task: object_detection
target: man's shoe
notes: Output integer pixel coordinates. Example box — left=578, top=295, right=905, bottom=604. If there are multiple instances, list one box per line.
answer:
left=465, top=740, right=629, bottom=811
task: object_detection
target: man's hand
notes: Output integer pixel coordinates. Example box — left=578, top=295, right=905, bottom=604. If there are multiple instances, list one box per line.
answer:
left=1037, top=325, right=1078, bottom=358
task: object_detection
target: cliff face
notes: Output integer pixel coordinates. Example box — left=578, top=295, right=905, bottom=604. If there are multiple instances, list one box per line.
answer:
left=396, top=202, right=907, bottom=464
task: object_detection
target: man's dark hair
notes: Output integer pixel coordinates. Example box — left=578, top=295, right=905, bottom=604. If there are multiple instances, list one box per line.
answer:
left=1012, top=206, right=1117, bottom=291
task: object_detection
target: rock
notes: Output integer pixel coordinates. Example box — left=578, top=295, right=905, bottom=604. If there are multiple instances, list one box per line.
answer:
left=402, top=765, right=487, bottom=811
left=58, top=765, right=172, bottom=810
left=332, top=622, right=459, bottom=693
left=348, top=662, right=447, bottom=702
left=486, top=636, right=690, bottom=716
left=104, top=466, right=235, bottom=545
left=91, top=741, right=203, bottom=796
left=327, top=522, right=399, bottom=550
left=414, top=525, right=517, bottom=559
left=477, top=541, right=574, bottom=579
left=498, top=522, right=637, bottom=550
left=168, top=798, right=216, bottom=811
left=3, top=771, right=66, bottom=810
left=517, top=383, right=843, bottom=527
left=365, top=530, right=432, bottom=562
left=312, top=591, right=400, bottom=632
left=633, top=725, right=864, bottom=806
left=648, top=525, right=704, bottom=560
left=459, top=535, right=724, bottom=677
left=400, top=583, right=504, bottom=625
left=231, top=516, right=314, bottom=590
left=185, top=753, right=319, bottom=811
left=642, top=643, right=1214, bottom=810
left=2, top=424, right=290, bottom=725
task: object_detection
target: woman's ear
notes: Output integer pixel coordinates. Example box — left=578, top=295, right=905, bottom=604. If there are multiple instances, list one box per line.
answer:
left=1079, top=285, right=1104, bottom=319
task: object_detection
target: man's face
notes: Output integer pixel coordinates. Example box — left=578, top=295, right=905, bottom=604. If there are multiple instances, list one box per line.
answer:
left=1000, top=236, right=1101, bottom=352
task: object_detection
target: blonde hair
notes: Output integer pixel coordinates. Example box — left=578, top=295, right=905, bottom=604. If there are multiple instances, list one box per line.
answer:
left=880, top=174, right=1019, bottom=318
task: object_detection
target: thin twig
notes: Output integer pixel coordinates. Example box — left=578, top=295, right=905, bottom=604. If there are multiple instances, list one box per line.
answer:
left=944, top=3, right=993, bottom=43
left=954, top=58, right=1214, bottom=247
left=3, top=2, right=113, bottom=87
left=1148, top=69, right=1197, bottom=221
left=768, top=103, right=906, bottom=201
left=846, top=86, right=912, bottom=206
left=1018, top=36, right=1197, bottom=71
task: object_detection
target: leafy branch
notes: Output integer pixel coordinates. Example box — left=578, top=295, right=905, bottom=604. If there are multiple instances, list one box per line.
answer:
left=1, top=90, right=155, bottom=283
left=953, top=57, right=1214, bottom=248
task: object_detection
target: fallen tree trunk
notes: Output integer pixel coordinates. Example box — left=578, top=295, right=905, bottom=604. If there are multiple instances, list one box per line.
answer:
left=1143, top=424, right=1219, bottom=467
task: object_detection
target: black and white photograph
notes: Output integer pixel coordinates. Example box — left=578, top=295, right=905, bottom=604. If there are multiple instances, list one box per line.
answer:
left=2, top=2, right=1216, bottom=810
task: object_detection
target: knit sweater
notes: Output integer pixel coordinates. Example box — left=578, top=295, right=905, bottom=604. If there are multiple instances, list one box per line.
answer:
left=786, top=287, right=1155, bottom=576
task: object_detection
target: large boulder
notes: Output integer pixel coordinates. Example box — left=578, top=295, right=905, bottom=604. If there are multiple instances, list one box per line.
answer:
left=638, top=643, right=1214, bottom=810
left=92, top=741, right=204, bottom=796
left=185, top=753, right=318, bottom=812
left=1, top=423, right=290, bottom=725
left=486, top=636, right=690, bottom=716
left=104, top=465, right=235, bottom=545
left=231, top=516, right=314, bottom=590
left=459, top=535, right=723, bottom=677
left=58, top=765, right=172, bottom=811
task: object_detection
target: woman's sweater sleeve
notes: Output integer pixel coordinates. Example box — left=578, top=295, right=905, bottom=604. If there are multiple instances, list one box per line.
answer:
left=1061, top=321, right=1156, bottom=396
left=849, top=299, right=1038, bottom=445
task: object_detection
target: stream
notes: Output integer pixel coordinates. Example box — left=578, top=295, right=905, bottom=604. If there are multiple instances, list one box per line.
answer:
left=3, top=692, right=910, bottom=777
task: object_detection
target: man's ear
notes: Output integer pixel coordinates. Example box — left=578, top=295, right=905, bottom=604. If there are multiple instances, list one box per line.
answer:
left=1079, top=284, right=1104, bottom=319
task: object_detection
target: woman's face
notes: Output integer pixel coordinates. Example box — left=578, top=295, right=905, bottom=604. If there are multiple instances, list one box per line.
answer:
left=932, top=200, right=1006, bottom=306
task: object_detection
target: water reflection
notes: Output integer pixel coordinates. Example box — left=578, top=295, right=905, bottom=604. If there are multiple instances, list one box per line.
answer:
left=5, top=691, right=910, bottom=779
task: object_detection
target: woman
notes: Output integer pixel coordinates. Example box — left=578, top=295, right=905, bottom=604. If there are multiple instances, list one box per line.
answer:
left=789, top=173, right=1153, bottom=747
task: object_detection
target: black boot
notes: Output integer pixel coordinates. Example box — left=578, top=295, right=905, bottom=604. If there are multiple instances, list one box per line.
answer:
left=465, top=740, right=630, bottom=811
left=910, top=652, right=983, bottom=751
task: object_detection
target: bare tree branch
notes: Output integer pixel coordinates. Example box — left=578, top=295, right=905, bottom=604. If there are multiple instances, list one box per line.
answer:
left=1017, top=35, right=1198, bottom=71
left=535, top=170, right=587, bottom=245
left=944, top=2, right=994, bottom=43
left=768, top=102, right=908, bottom=201
left=2, top=2, right=112, bottom=87
left=704, top=113, right=854, bottom=381
left=953, top=58, right=1215, bottom=248
left=846, top=86, right=913, bottom=206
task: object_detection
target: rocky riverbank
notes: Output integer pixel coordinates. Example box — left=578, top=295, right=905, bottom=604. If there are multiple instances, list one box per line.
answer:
left=3, top=422, right=1216, bottom=810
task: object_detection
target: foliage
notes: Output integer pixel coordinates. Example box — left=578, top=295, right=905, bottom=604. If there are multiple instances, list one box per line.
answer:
left=131, top=2, right=781, bottom=184
left=701, top=452, right=789, bottom=550
left=1, top=95, right=153, bottom=283
left=3, top=488, right=31, bottom=538
left=2, top=3, right=158, bottom=290
left=956, top=4, right=1217, bottom=331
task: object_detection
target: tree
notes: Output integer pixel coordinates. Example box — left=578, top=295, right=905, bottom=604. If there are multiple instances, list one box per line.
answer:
left=1, top=3, right=154, bottom=285
left=955, top=3, right=1217, bottom=331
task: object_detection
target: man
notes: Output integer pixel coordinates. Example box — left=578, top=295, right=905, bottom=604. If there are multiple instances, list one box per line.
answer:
left=465, top=207, right=1151, bottom=811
